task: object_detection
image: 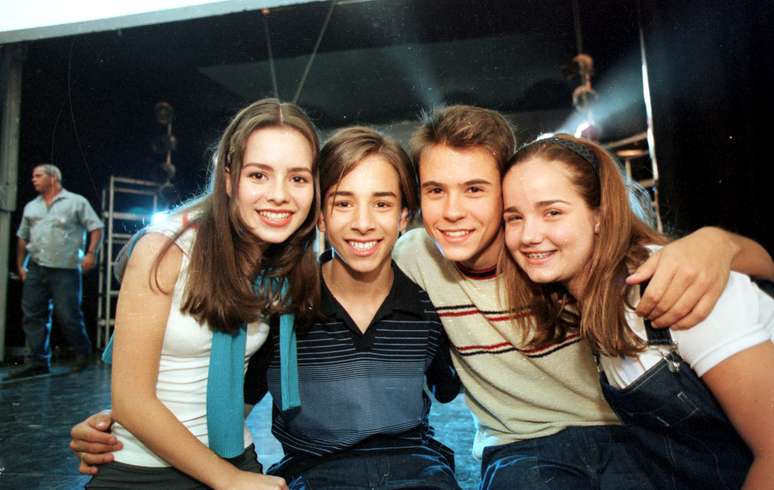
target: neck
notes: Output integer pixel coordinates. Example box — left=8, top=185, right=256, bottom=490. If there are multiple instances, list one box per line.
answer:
left=322, top=254, right=393, bottom=306
left=42, top=185, right=62, bottom=203
left=458, top=227, right=504, bottom=271
left=564, top=278, right=584, bottom=304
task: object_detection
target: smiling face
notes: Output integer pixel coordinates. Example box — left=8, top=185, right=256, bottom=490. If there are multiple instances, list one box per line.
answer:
left=319, top=154, right=408, bottom=280
left=419, top=143, right=503, bottom=270
left=228, top=127, right=315, bottom=244
left=502, top=157, right=599, bottom=298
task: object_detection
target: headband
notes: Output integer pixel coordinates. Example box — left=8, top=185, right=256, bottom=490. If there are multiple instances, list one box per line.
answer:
left=516, top=135, right=600, bottom=177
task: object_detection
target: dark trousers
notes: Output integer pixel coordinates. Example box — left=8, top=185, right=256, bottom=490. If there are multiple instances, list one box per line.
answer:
left=86, top=445, right=263, bottom=489
left=479, top=425, right=654, bottom=489
left=21, top=261, right=91, bottom=367
left=274, top=446, right=461, bottom=490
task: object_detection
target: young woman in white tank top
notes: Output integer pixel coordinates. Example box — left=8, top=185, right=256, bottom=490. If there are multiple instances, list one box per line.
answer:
left=87, top=99, right=322, bottom=490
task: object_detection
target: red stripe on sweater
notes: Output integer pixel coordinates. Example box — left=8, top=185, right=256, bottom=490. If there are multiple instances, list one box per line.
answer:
left=456, top=341, right=512, bottom=352
left=454, top=332, right=582, bottom=357
left=438, top=309, right=479, bottom=318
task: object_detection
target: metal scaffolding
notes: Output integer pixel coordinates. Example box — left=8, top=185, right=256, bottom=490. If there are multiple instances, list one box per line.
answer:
left=96, top=176, right=159, bottom=350
left=605, top=131, right=663, bottom=232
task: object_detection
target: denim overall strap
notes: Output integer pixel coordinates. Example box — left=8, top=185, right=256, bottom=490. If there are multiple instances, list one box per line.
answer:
left=639, top=282, right=672, bottom=347
left=598, top=284, right=753, bottom=489
left=639, top=283, right=681, bottom=373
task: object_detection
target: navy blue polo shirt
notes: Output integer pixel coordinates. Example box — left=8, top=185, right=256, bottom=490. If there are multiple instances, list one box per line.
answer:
left=244, top=257, right=460, bottom=477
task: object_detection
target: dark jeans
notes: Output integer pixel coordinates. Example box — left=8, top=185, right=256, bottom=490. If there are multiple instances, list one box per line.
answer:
left=21, top=261, right=91, bottom=367
left=274, top=447, right=461, bottom=490
left=87, top=444, right=263, bottom=489
left=479, top=426, right=654, bottom=490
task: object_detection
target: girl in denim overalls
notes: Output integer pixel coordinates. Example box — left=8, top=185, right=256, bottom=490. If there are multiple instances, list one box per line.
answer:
left=499, top=133, right=774, bottom=489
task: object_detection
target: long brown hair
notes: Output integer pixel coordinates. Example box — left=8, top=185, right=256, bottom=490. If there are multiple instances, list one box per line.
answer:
left=499, top=134, right=667, bottom=356
left=154, top=98, right=321, bottom=333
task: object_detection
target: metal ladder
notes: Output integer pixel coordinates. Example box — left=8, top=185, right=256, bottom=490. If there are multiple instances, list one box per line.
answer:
left=96, top=176, right=159, bottom=350
left=605, top=131, right=663, bottom=232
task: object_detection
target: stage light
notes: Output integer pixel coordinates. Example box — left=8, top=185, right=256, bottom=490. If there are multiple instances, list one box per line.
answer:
left=574, top=120, right=601, bottom=141
left=151, top=211, right=167, bottom=224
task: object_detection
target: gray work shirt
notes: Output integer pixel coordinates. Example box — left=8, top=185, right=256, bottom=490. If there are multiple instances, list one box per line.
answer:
left=17, top=189, right=104, bottom=269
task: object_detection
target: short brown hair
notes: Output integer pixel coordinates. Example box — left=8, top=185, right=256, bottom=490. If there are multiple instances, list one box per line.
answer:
left=410, top=105, right=516, bottom=174
left=319, top=126, right=418, bottom=220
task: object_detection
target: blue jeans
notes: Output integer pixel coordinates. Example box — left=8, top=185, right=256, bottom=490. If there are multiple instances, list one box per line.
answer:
left=479, top=426, right=654, bottom=489
left=21, top=261, right=91, bottom=367
left=274, top=447, right=460, bottom=490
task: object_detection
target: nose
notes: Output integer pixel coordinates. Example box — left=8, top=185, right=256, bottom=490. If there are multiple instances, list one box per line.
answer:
left=520, top=217, right=544, bottom=245
left=442, top=191, right=465, bottom=222
left=267, top=177, right=289, bottom=204
left=351, top=205, right=375, bottom=234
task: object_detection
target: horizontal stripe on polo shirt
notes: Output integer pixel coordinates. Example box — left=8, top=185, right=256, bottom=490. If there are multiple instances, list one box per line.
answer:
left=263, top=259, right=458, bottom=476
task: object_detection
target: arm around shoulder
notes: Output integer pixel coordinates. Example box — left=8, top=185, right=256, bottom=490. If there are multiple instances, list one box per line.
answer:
left=629, top=227, right=774, bottom=328
left=723, top=229, right=774, bottom=280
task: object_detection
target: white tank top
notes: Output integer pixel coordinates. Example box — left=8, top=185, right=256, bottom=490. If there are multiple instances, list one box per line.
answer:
left=112, top=213, right=270, bottom=467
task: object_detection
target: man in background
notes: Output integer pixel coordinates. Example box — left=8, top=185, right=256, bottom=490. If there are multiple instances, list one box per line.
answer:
left=5, top=164, right=103, bottom=380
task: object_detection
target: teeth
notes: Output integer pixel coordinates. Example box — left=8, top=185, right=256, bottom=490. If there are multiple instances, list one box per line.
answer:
left=444, top=230, right=469, bottom=238
left=349, top=241, right=377, bottom=251
left=525, top=252, right=553, bottom=259
left=260, top=211, right=291, bottom=220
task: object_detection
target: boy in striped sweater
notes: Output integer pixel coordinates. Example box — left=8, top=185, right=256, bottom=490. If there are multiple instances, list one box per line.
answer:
left=393, top=104, right=774, bottom=488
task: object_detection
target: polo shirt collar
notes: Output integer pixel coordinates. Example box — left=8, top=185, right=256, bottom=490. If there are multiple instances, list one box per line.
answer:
left=318, top=250, right=425, bottom=321
left=36, top=188, right=71, bottom=205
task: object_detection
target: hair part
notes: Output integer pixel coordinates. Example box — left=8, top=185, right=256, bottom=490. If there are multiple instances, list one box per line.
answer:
left=152, top=98, right=322, bottom=333
left=319, top=126, right=418, bottom=220
left=499, top=134, right=667, bottom=356
left=410, top=104, right=516, bottom=174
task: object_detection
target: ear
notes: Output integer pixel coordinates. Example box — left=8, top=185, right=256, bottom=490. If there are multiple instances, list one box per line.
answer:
left=398, top=208, right=409, bottom=234
left=224, top=167, right=233, bottom=198
left=593, top=211, right=601, bottom=234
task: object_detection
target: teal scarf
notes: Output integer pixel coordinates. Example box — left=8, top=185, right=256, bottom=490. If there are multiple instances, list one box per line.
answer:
left=102, top=279, right=301, bottom=458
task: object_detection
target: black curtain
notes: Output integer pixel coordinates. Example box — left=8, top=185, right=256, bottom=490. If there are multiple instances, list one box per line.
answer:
left=639, top=0, right=774, bottom=252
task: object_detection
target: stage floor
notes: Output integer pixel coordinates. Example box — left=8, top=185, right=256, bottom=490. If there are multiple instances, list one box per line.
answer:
left=1, top=360, right=480, bottom=489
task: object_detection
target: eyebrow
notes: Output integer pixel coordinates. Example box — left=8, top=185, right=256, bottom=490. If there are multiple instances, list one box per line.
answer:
left=243, top=162, right=312, bottom=173
left=503, top=199, right=571, bottom=213
left=421, top=178, right=493, bottom=189
left=327, top=190, right=399, bottom=198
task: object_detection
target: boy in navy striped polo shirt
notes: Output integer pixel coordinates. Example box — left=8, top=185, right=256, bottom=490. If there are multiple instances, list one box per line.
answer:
left=245, top=126, right=461, bottom=488
left=70, top=126, right=461, bottom=489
